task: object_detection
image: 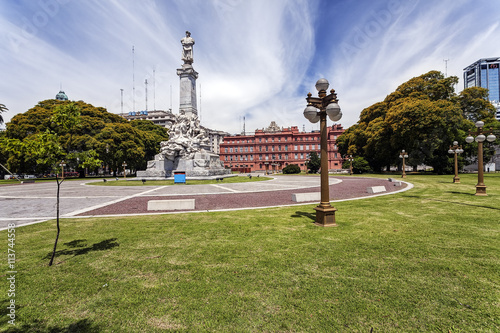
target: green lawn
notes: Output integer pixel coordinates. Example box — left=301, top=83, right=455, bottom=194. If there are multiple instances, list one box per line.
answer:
left=2, top=174, right=499, bottom=332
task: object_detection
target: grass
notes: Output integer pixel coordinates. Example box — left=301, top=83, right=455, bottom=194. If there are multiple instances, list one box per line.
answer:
left=87, top=175, right=272, bottom=186
left=1, top=173, right=499, bottom=332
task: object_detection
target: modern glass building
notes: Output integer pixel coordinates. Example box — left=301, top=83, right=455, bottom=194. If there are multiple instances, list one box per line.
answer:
left=463, top=57, right=500, bottom=120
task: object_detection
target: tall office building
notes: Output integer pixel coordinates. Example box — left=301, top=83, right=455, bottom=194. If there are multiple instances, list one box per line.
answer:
left=463, top=57, right=500, bottom=120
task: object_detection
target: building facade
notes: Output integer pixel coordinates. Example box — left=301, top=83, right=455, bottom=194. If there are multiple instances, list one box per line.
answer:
left=463, top=57, right=500, bottom=120
left=219, top=121, right=345, bottom=173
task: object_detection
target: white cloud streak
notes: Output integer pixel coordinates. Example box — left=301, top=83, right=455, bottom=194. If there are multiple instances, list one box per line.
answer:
left=1, top=0, right=499, bottom=134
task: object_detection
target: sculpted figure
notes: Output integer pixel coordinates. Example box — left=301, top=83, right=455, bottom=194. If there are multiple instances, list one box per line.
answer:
left=181, top=31, right=195, bottom=64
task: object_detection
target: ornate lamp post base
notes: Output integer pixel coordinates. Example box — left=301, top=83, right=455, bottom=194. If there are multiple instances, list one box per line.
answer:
left=475, top=184, right=487, bottom=196
left=453, top=176, right=460, bottom=183
left=314, top=205, right=338, bottom=227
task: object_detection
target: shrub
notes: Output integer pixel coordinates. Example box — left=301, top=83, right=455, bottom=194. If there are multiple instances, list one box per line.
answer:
left=282, top=164, right=301, bottom=174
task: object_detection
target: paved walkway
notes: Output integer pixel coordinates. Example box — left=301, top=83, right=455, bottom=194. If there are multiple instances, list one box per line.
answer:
left=0, top=176, right=411, bottom=230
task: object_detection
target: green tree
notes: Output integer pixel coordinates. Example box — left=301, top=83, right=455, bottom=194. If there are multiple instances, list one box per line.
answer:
left=337, top=71, right=475, bottom=174
left=306, top=151, right=320, bottom=173
left=95, top=123, right=146, bottom=176
left=130, top=119, right=169, bottom=167
left=283, top=164, right=301, bottom=174
left=456, top=87, right=497, bottom=123
left=342, top=156, right=372, bottom=174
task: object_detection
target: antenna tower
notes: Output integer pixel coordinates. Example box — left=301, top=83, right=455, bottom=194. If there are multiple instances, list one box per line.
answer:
left=153, top=69, right=156, bottom=111
left=132, top=46, right=136, bottom=112
left=120, top=89, right=124, bottom=113
left=443, top=58, right=449, bottom=77
left=145, top=79, right=148, bottom=111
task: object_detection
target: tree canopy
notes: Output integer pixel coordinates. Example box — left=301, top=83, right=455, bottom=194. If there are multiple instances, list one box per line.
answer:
left=337, top=71, right=499, bottom=174
left=0, top=100, right=169, bottom=176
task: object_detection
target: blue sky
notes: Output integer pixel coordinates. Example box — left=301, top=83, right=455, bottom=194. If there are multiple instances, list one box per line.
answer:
left=1, top=0, right=499, bottom=133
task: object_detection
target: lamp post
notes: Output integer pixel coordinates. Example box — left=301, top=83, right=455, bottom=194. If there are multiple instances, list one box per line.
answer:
left=346, top=155, right=353, bottom=175
left=122, top=161, right=127, bottom=179
left=399, top=150, right=408, bottom=178
left=465, top=121, right=496, bottom=196
left=304, top=78, right=342, bottom=227
left=447, top=141, right=464, bottom=183
left=59, top=160, right=66, bottom=179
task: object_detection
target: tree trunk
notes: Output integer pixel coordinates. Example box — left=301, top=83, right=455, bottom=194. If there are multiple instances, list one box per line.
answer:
left=49, top=176, right=63, bottom=266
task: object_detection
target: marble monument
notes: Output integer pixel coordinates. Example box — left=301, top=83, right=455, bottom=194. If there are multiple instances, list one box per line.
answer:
left=137, top=32, right=230, bottom=179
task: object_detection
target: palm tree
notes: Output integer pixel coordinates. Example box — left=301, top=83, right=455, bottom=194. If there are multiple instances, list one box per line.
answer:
left=0, top=103, right=7, bottom=124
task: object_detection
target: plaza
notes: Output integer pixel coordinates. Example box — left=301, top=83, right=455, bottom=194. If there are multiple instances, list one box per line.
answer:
left=0, top=175, right=409, bottom=230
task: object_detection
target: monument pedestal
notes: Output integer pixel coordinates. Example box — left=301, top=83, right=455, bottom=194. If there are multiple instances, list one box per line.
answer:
left=177, top=64, right=198, bottom=117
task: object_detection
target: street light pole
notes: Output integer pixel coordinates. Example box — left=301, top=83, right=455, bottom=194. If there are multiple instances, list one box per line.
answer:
left=448, top=141, right=463, bottom=183
left=304, top=78, right=342, bottom=227
left=465, top=121, right=496, bottom=196
left=59, top=160, right=66, bottom=179
left=399, top=150, right=408, bottom=178
left=122, top=162, right=128, bottom=179
left=346, top=155, right=353, bottom=175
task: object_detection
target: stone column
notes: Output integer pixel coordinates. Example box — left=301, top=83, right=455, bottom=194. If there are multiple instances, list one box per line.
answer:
left=177, top=64, right=198, bottom=117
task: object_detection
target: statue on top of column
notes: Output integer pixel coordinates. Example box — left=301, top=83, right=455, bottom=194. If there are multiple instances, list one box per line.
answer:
left=181, top=31, right=195, bottom=64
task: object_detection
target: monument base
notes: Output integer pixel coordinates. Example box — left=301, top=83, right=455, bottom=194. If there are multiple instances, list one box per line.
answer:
left=137, top=151, right=231, bottom=179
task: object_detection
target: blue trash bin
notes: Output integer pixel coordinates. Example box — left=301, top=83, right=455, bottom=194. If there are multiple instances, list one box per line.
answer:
left=174, top=171, right=186, bottom=184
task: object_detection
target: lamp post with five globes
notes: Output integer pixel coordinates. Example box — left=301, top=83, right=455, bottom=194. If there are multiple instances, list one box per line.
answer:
left=303, top=78, right=342, bottom=227
left=465, top=121, right=496, bottom=196
left=448, top=141, right=463, bottom=183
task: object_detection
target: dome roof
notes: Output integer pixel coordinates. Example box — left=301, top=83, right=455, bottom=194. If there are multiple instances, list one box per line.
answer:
left=55, top=90, right=68, bottom=101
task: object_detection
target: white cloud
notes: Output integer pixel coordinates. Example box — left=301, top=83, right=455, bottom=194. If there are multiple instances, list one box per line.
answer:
left=1, top=0, right=499, bottom=134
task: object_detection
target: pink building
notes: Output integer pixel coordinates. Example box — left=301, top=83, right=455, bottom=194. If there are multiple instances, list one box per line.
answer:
left=219, top=121, right=345, bottom=173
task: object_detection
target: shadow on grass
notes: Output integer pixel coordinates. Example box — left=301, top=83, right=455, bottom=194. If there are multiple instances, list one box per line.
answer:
left=291, top=211, right=315, bottom=221
left=3, top=318, right=101, bottom=332
left=44, top=238, right=119, bottom=260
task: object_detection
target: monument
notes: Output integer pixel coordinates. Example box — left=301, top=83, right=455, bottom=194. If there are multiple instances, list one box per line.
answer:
left=137, top=32, right=231, bottom=179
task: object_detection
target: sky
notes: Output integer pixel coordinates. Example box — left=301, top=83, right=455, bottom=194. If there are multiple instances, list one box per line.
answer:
left=1, top=0, right=499, bottom=133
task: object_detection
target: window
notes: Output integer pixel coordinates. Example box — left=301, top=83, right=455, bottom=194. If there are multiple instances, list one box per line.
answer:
left=272, top=146, right=275, bottom=151
left=259, top=146, right=262, bottom=152
left=250, top=155, right=254, bottom=160
left=230, top=147, right=233, bottom=153
left=305, top=145, right=309, bottom=150
left=266, top=138, right=268, bottom=143
left=250, top=147, right=253, bottom=152
left=266, top=146, right=269, bottom=152
left=225, top=147, right=228, bottom=153
left=245, top=147, right=248, bottom=152
left=259, top=138, right=262, bottom=142
left=259, top=155, right=262, bottom=160
left=300, top=145, right=304, bottom=150
left=272, top=138, right=274, bottom=142
left=265, top=156, right=269, bottom=160
left=295, top=153, right=298, bottom=159
left=285, top=146, right=288, bottom=151
left=294, top=145, right=298, bottom=150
